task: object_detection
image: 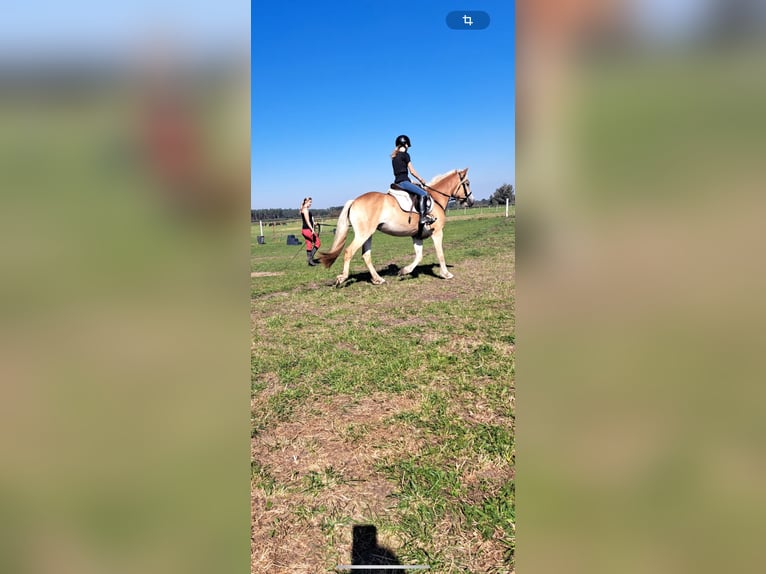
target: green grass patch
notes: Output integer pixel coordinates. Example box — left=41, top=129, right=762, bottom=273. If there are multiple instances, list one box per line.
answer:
left=252, top=209, right=515, bottom=572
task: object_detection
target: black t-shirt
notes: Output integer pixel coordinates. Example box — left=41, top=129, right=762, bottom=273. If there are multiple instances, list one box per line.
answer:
left=392, top=151, right=411, bottom=183
left=301, top=210, right=314, bottom=230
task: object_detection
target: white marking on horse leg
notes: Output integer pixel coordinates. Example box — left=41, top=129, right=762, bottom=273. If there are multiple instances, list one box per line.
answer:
left=431, top=231, right=453, bottom=279
left=400, top=238, right=423, bottom=276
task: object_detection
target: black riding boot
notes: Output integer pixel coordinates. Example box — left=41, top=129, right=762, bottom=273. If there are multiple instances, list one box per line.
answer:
left=307, top=249, right=318, bottom=266
left=415, top=195, right=426, bottom=226
left=417, top=196, right=434, bottom=226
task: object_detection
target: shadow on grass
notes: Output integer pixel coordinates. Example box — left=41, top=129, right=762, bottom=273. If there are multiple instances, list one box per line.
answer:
left=346, top=524, right=401, bottom=573
left=330, top=263, right=453, bottom=287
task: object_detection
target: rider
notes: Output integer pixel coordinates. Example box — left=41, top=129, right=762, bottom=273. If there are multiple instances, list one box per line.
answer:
left=390, top=135, right=435, bottom=226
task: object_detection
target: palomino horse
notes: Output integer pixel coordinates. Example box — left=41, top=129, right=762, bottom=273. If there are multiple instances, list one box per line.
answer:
left=318, top=168, right=474, bottom=286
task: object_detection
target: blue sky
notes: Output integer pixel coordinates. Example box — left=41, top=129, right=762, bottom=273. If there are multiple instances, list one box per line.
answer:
left=252, top=1, right=515, bottom=209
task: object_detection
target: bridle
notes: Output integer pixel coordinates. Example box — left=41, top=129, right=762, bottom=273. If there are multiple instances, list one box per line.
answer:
left=423, top=170, right=473, bottom=207
left=454, top=171, right=473, bottom=204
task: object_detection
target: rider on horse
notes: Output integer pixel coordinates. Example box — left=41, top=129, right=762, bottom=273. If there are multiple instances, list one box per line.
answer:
left=390, top=135, right=436, bottom=228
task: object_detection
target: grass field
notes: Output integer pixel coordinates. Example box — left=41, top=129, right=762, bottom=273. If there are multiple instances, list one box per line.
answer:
left=251, top=210, right=515, bottom=573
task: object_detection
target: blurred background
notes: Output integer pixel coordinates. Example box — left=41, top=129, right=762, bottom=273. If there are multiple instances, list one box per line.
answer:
left=517, top=1, right=766, bottom=573
left=4, top=1, right=766, bottom=573
left=0, top=2, right=249, bottom=574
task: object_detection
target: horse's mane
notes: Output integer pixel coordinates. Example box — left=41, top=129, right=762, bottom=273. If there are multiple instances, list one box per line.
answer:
left=426, top=170, right=457, bottom=187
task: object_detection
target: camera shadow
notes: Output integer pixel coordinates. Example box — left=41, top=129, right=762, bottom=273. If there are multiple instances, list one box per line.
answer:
left=350, top=524, right=401, bottom=573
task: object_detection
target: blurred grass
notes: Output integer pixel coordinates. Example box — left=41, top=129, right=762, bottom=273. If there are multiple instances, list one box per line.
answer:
left=0, top=45, right=250, bottom=574
left=573, top=49, right=766, bottom=207
left=518, top=13, right=766, bottom=571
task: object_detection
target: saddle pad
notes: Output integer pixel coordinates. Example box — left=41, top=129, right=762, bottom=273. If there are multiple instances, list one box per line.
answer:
left=387, top=188, right=415, bottom=212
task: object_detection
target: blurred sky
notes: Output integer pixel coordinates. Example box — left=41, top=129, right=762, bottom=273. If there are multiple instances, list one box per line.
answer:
left=251, top=0, right=516, bottom=209
left=630, top=0, right=716, bottom=42
left=631, top=0, right=766, bottom=44
left=0, top=1, right=248, bottom=61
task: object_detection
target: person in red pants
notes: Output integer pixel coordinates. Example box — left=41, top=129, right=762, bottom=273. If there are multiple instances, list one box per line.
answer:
left=300, top=197, right=321, bottom=266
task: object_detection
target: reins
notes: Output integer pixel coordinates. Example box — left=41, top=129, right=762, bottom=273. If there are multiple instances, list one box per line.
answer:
left=422, top=170, right=472, bottom=208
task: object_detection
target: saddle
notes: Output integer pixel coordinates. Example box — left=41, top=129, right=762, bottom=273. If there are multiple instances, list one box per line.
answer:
left=387, top=184, right=433, bottom=215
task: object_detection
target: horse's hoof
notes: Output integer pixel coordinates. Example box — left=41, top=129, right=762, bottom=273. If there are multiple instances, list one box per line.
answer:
left=372, top=277, right=386, bottom=285
left=397, top=268, right=411, bottom=277
left=334, top=275, right=346, bottom=287
left=441, top=272, right=454, bottom=280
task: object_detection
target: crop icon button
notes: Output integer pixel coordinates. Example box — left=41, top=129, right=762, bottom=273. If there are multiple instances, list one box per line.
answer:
left=446, top=11, right=490, bottom=30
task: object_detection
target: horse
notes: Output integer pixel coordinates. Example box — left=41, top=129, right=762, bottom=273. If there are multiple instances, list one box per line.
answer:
left=317, top=168, right=474, bottom=286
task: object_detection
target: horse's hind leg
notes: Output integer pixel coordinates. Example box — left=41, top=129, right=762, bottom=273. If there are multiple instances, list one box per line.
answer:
left=398, top=238, right=424, bottom=277
left=336, top=233, right=381, bottom=286
left=361, top=236, right=385, bottom=284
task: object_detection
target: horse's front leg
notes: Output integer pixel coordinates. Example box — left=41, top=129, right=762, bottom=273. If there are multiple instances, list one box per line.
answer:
left=431, top=230, right=453, bottom=279
left=399, top=238, right=424, bottom=277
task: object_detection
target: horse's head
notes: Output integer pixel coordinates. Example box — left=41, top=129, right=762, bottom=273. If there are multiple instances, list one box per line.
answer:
left=453, top=168, right=474, bottom=207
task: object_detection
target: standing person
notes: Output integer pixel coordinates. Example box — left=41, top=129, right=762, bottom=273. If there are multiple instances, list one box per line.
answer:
left=300, top=197, right=321, bottom=266
left=391, top=134, right=435, bottom=226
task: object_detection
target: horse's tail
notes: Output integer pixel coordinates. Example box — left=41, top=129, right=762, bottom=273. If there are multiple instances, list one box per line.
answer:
left=317, top=199, right=354, bottom=268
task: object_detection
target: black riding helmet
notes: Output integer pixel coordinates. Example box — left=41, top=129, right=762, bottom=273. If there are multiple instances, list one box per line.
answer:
left=395, top=134, right=411, bottom=148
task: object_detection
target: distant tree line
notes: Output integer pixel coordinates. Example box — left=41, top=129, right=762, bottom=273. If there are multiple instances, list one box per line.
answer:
left=251, top=206, right=344, bottom=222
left=251, top=184, right=513, bottom=220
